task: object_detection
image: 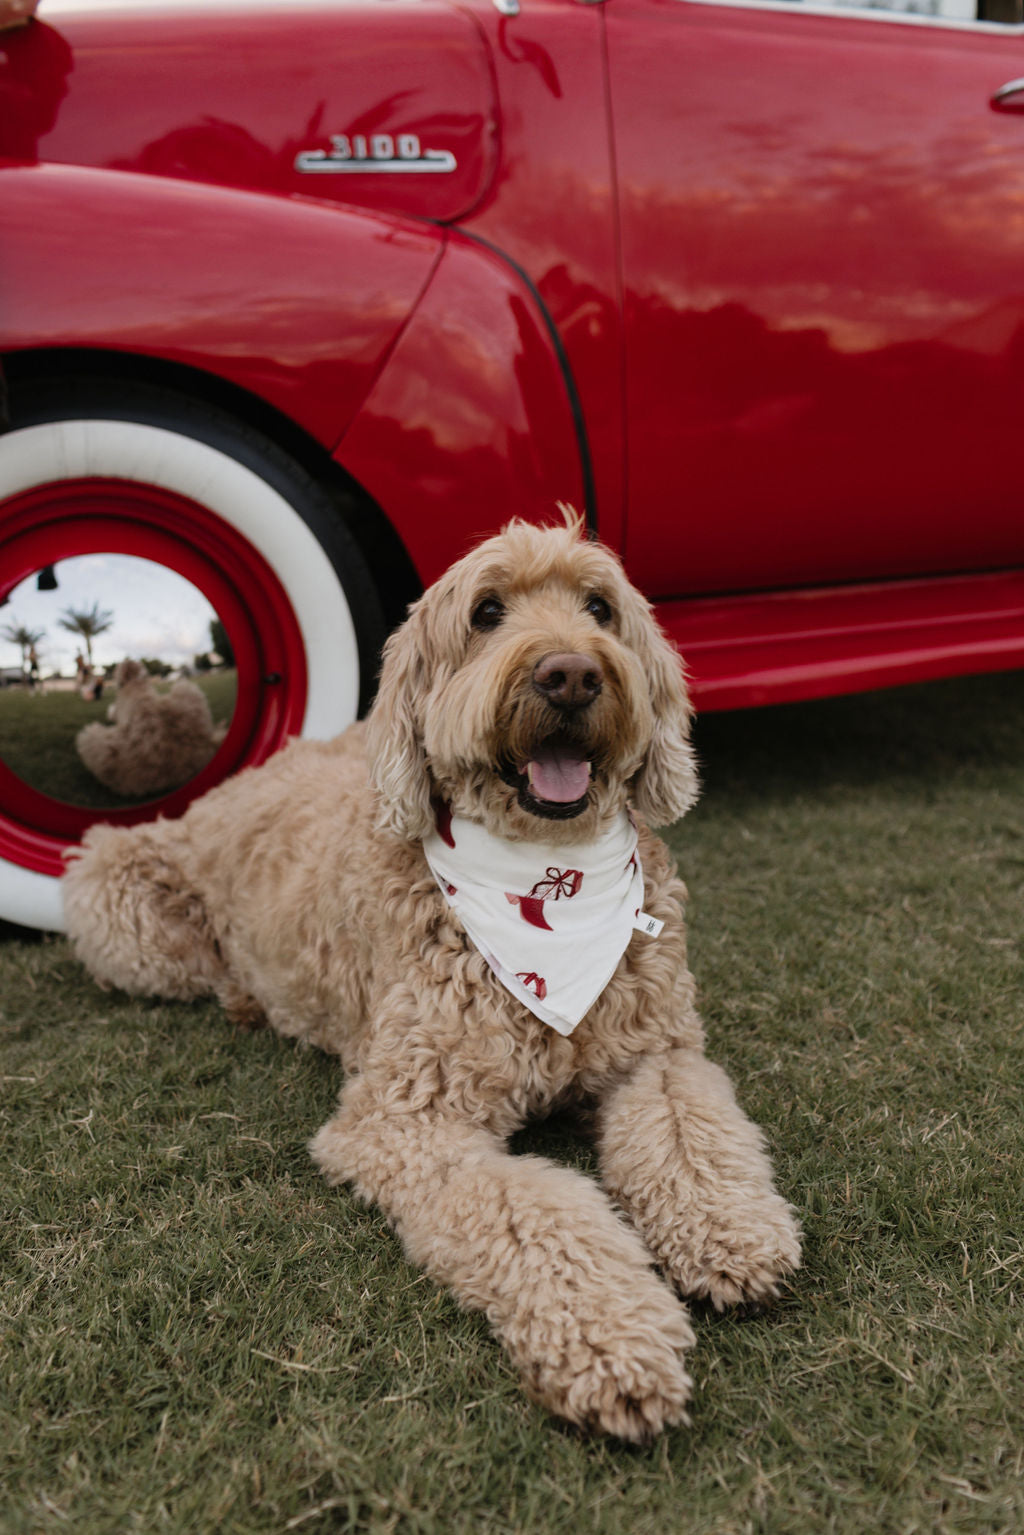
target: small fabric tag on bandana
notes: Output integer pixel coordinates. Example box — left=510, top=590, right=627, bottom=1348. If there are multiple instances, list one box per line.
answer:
left=422, top=806, right=656, bottom=1036
left=633, top=910, right=664, bottom=938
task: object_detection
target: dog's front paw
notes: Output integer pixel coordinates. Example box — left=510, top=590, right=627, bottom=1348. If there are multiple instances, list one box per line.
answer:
left=521, top=1300, right=696, bottom=1444
left=666, top=1192, right=802, bottom=1311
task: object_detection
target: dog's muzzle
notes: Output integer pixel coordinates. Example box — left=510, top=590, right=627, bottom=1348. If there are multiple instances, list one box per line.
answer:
left=498, top=651, right=604, bottom=819
left=532, top=651, right=603, bottom=713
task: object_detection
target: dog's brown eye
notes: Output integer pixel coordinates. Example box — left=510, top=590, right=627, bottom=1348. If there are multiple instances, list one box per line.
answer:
left=471, top=596, right=505, bottom=631
left=584, top=594, right=613, bottom=626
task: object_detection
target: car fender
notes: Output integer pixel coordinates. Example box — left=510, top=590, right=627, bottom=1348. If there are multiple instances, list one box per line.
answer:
left=0, top=160, right=443, bottom=447
left=335, top=229, right=592, bottom=588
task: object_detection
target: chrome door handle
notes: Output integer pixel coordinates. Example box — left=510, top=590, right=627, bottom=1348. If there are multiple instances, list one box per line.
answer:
left=991, top=78, right=1024, bottom=112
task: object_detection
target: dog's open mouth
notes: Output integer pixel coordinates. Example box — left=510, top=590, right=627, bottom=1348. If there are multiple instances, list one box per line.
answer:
left=499, top=736, right=593, bottom=820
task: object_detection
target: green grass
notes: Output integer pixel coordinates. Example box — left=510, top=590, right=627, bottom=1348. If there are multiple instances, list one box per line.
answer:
left=0, top=671, right=237, bottom=808
left=3, top=670, right=1024, bottom=1533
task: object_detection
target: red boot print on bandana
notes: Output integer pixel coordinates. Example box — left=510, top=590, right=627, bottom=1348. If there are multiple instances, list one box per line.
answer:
left=516, top=972, right=548, bottom=1000
left=433, top=801, right=456, bottom=849
left=506, top=867, right=583, bottom=930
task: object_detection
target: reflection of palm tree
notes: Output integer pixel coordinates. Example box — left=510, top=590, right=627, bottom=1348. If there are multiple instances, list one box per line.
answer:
left=1, top=619, right=45, bottom=675
left=58, top=602, right=114, bottom=667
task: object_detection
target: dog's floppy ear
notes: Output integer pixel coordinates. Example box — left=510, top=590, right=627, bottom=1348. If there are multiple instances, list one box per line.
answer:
left=628, top=609, right=700, bottom=829
left=365, top=599, right=435, bottom=842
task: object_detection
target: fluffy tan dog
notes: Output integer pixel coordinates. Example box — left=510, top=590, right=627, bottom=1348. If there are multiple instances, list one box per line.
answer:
left=75, top=658, right=225, bottom=798
left=63, top=517, right=801, bottom=1441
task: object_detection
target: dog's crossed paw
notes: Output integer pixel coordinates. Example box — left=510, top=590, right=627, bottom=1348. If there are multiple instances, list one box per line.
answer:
left=573, top=1355, right=693, bottom=1444
left=667, top=1194, right=803, bottom=1313
left=525, top=1311, right=696, bottom=1443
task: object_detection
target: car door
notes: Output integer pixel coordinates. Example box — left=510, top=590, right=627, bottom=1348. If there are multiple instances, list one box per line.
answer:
left=607, top=0, right=1024, bottom=599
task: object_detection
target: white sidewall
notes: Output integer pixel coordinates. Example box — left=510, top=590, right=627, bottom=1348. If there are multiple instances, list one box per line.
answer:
left=5, top=863, right=67, bottom=933
left=1, top=419, right=361, bottom=931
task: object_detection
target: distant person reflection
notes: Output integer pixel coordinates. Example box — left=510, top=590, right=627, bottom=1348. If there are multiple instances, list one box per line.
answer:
left=0, top=3, right=72, bottom=163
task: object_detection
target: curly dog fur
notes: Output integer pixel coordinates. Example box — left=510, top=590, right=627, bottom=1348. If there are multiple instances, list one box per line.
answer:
left=76, top=657, right=225, bottom=798
left=63, top=517, right=801, bottom=1441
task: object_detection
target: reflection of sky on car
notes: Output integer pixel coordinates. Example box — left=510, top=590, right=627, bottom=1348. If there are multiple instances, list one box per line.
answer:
left=0, top=555, right=219, bottom=675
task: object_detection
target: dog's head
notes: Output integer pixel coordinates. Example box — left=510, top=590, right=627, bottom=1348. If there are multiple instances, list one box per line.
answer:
left=113, top=658, right=150, bottom=691
left=366, top=513, right=699, bottom=844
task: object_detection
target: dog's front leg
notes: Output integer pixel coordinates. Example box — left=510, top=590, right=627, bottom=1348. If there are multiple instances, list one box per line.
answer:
left=598, top=1047, right=802, bottom=1310
left=311, top=1083, right=695, bottom=1442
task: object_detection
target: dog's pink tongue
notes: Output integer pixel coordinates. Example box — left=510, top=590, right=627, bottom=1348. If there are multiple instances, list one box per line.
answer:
left=526, top=745, right=591, bottom=803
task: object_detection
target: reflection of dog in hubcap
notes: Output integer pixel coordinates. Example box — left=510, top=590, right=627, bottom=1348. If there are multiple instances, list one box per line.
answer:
left=75, top=658, right=225, bottom=798
left=64, top=515, right=801, bottom=1442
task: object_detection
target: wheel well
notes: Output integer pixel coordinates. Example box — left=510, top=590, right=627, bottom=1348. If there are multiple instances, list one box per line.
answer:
left=2, top=348, right=423, bottom=636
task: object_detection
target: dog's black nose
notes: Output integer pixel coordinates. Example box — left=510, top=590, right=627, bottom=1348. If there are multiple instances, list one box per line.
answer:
left=532, top=651, right=603, bottom=711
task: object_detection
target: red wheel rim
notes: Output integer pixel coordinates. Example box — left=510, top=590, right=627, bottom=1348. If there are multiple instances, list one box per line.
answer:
left=0, top=479, right=308, bottom=876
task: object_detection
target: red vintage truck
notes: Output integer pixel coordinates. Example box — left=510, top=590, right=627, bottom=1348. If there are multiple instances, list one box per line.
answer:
left=4, top=0, right=1024, bottom=925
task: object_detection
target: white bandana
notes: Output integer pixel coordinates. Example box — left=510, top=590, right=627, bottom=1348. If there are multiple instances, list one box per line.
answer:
left=422, top=805, right=661, bottom=1036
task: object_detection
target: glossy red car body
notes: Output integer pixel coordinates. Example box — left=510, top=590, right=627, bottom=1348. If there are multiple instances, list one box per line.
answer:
left=3, top=0, right=1024, bottom=923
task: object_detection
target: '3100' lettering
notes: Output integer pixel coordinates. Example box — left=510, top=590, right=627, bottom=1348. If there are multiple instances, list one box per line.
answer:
left=294, top=132, right=457, bottom=174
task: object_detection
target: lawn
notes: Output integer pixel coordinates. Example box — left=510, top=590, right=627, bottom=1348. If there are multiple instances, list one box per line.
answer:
left=2, top=671, right=1023, bottom=1533
left=0, top=671, right=237, bottom=807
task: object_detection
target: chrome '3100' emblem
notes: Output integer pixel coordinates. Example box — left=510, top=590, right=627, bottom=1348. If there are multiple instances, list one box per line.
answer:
left=295, top=133, right=457, bottom=175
